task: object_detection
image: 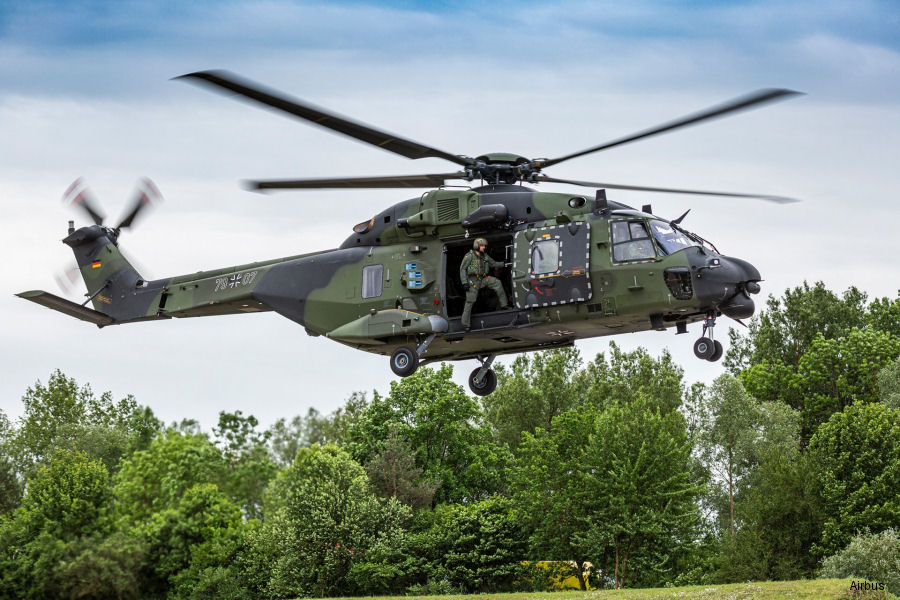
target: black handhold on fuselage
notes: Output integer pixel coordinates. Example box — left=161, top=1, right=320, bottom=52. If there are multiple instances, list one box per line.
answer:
left=461, top=204, right=508, bottom=229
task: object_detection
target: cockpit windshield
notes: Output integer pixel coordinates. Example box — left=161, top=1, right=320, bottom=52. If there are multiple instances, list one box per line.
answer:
left=649, top=220, right=698, bottom=255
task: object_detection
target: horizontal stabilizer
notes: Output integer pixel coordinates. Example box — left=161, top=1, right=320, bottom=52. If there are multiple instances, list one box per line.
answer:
left=16, top=290, right=114, bottom=327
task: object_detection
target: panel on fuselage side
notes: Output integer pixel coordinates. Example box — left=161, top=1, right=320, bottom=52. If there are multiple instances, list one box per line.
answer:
left=512, top=221, right=591, bottom=309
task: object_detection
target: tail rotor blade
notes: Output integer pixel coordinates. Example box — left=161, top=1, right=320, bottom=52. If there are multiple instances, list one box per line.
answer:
left=54, top=263, right=81, bottom=296
left=63, top=178, right=106, bottom=225
left=115, top=177, right=162, bottom=233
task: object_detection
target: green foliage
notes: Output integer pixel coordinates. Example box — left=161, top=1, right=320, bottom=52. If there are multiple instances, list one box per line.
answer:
left=114, top=430, right=226, bottom=523
left=482, top=347, right=585, bottom=452
left=820, top=529, right=900, bottom=593
left=796, top=329, right=900, bottom=433
left=251, top=445, right=410, bottom=598
left=726, top=281, right=870, bottom=372
left=716, top=448, right=822, bottom=582
left=0, top=449, right=146, bottom=599
left=513, top=406, right=595, bottom=589
left=515, top=399, right=700, bottom=589
left=349, top=364, right=511, bottom=504
left=213, top=410, right=277, bottom=518
left=582, top=343, right=685, bottom=413
left=728, top=284, right=900, bottom=438
left=0, top=410, right=22, bottom=514
left=585, top=399, right=701, bottom=588
left=878, top=356, right=900, bottom=409
left=366, top=425, right=440, bottom=509
left=141, top=483, right=243, bottom=595
left=482, top=344, right=684, bottom=456
left=809, top=402, right=900, bottom=558
left=404, top=497, right=532, bottom=594
left=268, top=392, right=368, bottom=466
left=10, top=370, right=161, bottom=479
left=694, top=374, right=760, bottom=537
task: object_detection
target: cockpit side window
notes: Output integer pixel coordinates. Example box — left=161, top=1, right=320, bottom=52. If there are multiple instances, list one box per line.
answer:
left=611, top=220, right=656, bottom=262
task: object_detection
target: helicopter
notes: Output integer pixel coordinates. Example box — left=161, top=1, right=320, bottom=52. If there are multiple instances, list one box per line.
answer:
left=17, top=71, right=801, bottom=396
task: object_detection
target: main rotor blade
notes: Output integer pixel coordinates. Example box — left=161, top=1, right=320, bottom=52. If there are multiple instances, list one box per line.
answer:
left=538, top=88, right=803, bottom=168
left=536, top=175, right=800, bottom=204
left=177, top=70, right=470, bottom=167
left=245, top=172, right=470, bottom=191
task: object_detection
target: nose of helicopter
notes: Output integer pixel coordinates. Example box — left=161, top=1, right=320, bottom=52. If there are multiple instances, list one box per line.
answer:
left=687, top=249, right=762, bottom=319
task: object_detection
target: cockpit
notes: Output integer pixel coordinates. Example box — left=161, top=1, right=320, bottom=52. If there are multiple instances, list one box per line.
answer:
left=610, top=217, right=714, bottom=262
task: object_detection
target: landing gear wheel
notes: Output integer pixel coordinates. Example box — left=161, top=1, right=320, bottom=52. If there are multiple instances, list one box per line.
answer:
left=707, top=340, right=724, bottom=362
left=693, top=337, right=715, bottom=360
left=468, top=367, right=498, bottom=396
left=390, top=346, right=419, bottom=377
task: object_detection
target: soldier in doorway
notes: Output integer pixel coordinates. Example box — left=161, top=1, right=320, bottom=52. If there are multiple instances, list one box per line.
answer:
left=460, top=237, right=508, bottom=330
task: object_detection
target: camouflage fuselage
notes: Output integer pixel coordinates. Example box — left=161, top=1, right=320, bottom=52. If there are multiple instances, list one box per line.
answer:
left=33, top=184, right=761, bottom=363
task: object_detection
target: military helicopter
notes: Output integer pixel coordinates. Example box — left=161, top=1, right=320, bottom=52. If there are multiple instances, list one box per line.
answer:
left=18, top=71, right=801, bottom=396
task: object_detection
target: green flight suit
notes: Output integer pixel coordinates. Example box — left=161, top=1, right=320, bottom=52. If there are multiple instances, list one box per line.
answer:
left=459, top=249, right=508, bottom=328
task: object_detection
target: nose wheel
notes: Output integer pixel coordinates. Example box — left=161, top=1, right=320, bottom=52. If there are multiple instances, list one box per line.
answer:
left=693, top=314, right=724, bottom=362
left=468, top=353, right=498, bottom=396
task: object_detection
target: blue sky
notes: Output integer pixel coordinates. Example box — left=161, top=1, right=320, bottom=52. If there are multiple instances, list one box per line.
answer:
left=1, top=0, right=898, bottom=427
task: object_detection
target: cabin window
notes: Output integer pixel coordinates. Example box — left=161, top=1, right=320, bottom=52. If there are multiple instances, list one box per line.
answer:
left=361, top=264, right=383, bottom=298
left=611, top=220, right=656, bottom=262
left=531, top=240, right=560, bottom=275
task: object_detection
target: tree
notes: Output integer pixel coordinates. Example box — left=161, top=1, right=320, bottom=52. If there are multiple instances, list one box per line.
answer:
left=584, top=399, right=701, bottom=588
left=348, top=365, right=510, bottom=504
left=583, top=343, right=685, bottom=413
left=114, top=430, right=226, bottom=524
left=406, top=497, right=531, bottom=593
left=213, top=411, right=276, bottom=518
left=0, top=449, right=144, bottom=599
left=696, top=374, right=760, bottom=539
left=514, top=400, right=700, bottom=589
left=481, top=348, right=585, bottom=453
left=795, top=329, right=900, bottom=434
left=725, top=281, right=869, bottom=372
left=0, top=410, right=22, bottom=514
left=878, top=356, right=900, bottom=409
left=809, top=402, right=900, bottom=558
left=141, top=483, right=244, bottom=597
left=10, top=370, right=161, bottom=479
left=513, top=406, right=596, bottom=590
left=268, top=392, right=369, bottom=466
left=251, top=445, right=409, bottom=598
left=365, top=426, right=440, bottom=510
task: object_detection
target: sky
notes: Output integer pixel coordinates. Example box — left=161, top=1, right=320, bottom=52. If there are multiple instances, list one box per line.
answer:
left=2, top=0, right=898, bottom=429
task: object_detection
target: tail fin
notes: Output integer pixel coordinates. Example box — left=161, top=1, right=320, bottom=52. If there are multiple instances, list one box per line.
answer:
left=62, top=224, right=146, bottom=320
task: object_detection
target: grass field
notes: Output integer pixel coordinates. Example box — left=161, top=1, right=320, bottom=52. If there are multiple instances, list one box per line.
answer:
left=320, top=579, right=894, bottom=600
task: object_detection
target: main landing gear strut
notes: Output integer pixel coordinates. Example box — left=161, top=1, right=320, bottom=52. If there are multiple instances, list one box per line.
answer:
left=468, top=353, right=497, bottom=396
left=389, top=334, right=438, bottom=378
left=693, top=312, right=724, bottom=362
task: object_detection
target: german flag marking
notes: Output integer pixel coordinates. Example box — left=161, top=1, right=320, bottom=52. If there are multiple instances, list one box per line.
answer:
left=91, top=261, right=101, bottom=269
